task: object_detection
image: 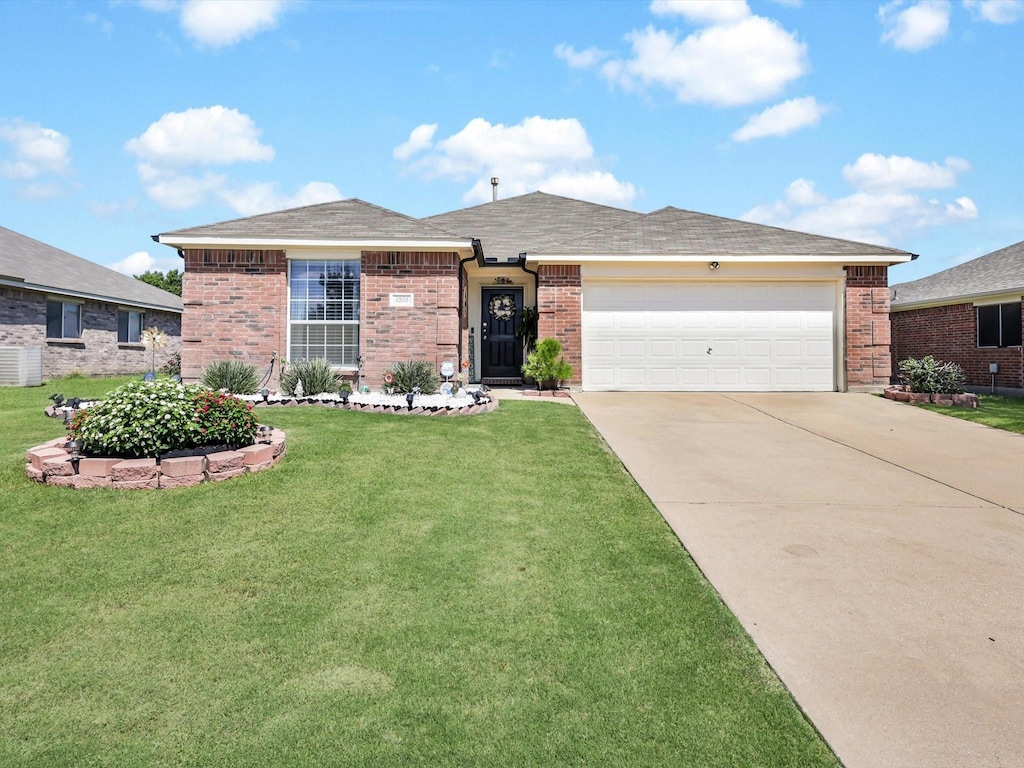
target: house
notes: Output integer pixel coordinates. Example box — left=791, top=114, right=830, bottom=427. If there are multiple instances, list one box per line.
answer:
left=0, top=225, right=182, bottom=384
left=156, top=192, right=912, bottom=392
left=890, top=240, right=1024, bottom=392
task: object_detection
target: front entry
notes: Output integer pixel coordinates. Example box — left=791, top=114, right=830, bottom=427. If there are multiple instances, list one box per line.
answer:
left=481, top=287, right=523, bottom=382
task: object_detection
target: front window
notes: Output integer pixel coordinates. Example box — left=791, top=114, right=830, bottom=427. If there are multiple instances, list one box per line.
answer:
left=46, top=300, right=81, bottom=339
left=977, top=302, right=1022, bottom=348
left=118, top=309, right=144, bottom=343
left=288, top=259, right=359, bottom=366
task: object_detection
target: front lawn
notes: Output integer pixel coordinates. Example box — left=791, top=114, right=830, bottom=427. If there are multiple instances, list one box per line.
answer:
left=919, top=393, right=1024, bottom=434
left=0, top=378, right=837, bottom=767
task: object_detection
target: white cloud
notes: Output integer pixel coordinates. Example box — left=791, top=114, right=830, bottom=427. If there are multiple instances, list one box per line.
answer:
left=88, top=198, right=139, bottom=218
left=136, top=163, right=227, bottom=209
left=841, top=153, right=969, bottom=192
left=393, top=123, right=437, bottom=160
left=554, top=43, right=610, bottom=69
left=180, top=0, right=289, bottom=48
left=219, top=180, right=341, bottom=216
left=731, top=96, right=828, bottom=141
left=397, top=116, right=637, bottom=206
left=879, top=1, right=951, bottom=51
left=106, top=250, right=180, bottom=276
left=125, top=106, right=274, bottom=166
left=0, top=119, right=72, bottom=179
left=649, top=0, right=751, bottom=24
left=743, top=153, right=977, bottom=245
left=963, top=0, right=1024, bottom=23
left=602, top=16, right=807, bottom=106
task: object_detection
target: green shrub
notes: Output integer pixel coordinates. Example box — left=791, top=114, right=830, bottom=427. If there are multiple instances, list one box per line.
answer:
left=898, top=355, right=966, bottom=394
left=191, top=389, right=259, bottom=448
left=522, top=338, right=574, bottom=390
left=338, top=379, right=354, bottom=395
left=280, top=358, right=339, bottom=396
left=201, top=359, right=259, bottom=394
left=69, top=379, right=259, bottom=458
left=70, top=379, right=202, bottom=458
left=384, top=360, right=439, bottom=393
left=160, top=351, right=181, bottom=377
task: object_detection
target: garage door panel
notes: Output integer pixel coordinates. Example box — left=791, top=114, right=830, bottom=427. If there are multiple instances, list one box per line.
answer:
left=582, top=281, right=836, bottom=392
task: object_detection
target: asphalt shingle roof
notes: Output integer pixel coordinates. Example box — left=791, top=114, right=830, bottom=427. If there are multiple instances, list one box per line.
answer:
left=534, top=206, right=913, bottom=257
left=891, top=240, right=1024, bottom=307
left=0, top=226, right=182, bottom=312
left=162, top=198, right=467, bottom=242
left=424, top=191, right=643, bottom=262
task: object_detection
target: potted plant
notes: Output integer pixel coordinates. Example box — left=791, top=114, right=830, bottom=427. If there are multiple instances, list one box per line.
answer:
left=522, top=338, right=573, bottom=391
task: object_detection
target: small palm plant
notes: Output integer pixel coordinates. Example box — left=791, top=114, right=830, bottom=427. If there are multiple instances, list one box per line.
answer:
left=522, top=338, right=573, bottom=390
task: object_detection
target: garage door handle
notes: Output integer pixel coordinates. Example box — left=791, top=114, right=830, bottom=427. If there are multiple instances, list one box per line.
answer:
left=707, top=347, right=712, bottom=355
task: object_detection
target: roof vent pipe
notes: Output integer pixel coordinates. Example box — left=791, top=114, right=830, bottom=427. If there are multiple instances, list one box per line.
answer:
left=491, top=177, right=499, bottom=202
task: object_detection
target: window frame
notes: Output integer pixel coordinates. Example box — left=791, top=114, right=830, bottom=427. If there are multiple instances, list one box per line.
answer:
left=286, top=256, right=360, bottom=369
left=46, top=299, right=82, bottom=340
left=976, top=301, right=1022, bottom=348
left=118, top=308, right=145, bottom=344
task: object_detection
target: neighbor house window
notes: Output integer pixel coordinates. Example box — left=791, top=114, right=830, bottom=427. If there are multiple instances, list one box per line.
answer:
left=46, top=300, right=81, bottom=339
left=118, top=309, right=144, bottom=343
left=288, top=259, right=360, bottom=367
left=977, top=302, right=1022, bottom=348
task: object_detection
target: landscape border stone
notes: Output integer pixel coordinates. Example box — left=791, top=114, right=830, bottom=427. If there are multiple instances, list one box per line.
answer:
left=883, top=385, right=979, bottom=408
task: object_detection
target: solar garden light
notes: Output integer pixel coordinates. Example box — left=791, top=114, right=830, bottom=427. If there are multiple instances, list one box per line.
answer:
left=49, top=393, right=65, bottom=407
left=260, top=388, right=270, bottom=403
left=340, top=390, right=350, bottom=405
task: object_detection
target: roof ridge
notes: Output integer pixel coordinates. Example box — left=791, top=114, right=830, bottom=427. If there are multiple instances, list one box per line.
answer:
left=423, top=189, right=636, bottom=220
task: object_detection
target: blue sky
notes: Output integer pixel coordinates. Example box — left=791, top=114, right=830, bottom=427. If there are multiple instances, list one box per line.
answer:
left=1, top=0, right=1022, bottom=285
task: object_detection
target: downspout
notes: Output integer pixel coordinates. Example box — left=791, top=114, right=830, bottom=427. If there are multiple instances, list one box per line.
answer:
left=457, top=239, right=483, bottom=370
left=517, top=253, right=538, bottom=304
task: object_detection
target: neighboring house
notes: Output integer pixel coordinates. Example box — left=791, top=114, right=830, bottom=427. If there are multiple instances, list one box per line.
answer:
left=890, top=240, right=1024, bottom=392
left=0, top=225, right=182, bottom=384
left=156, top=192, right=912, bottom=393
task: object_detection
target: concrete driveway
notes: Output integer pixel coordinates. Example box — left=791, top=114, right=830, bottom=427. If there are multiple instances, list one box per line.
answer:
left=573, top=392, right=1024, bottom=768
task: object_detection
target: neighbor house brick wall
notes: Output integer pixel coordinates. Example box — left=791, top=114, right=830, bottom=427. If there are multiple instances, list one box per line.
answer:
left=891, top=300, right=1024, bottom=389
left=0, top=285, right=180, bottom=380
left=536, top=265, right=582, bottom=385
left=845, top=266, right=892, bottom=389
left=360, top=251, right=460, bottom=385
left=181, top=248, right=286, bottom=386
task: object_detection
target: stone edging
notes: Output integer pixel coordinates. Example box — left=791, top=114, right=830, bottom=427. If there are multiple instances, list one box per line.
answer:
left=251, top=398, right=500, bottom=416
left=25, top=430, right=286, bottom=490
left=883, top=385, right=979, bottom=408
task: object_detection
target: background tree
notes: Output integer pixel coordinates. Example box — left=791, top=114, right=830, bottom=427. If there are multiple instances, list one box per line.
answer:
left=134, top=269, right=182, bottom=296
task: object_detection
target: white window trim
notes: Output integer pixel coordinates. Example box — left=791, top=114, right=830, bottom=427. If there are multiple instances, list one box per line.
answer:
left=286, top=255, right=360, bottom=370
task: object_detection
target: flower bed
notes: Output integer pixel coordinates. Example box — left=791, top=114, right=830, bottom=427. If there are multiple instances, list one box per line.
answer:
left=883, top=385, right=979, bottom=408
left=239, top=390, right=498, bottom=415
left=25, top=429, right=286, bottom=490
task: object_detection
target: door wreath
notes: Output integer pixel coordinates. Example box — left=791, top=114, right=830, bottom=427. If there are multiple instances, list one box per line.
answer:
left=488, top=294, right=516, bottom=321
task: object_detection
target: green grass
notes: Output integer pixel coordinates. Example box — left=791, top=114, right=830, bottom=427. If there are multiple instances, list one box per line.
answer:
left=919, top=393, right=1024, bottom=434
left=1, top=377, right=838, bottom=767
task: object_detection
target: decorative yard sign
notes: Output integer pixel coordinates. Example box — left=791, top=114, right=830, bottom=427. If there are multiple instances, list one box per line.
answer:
left=389, top=293, right=414, bottom=307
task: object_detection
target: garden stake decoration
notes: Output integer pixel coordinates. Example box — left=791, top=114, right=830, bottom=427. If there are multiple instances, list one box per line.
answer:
left=141, top=326, right=168, bottom=378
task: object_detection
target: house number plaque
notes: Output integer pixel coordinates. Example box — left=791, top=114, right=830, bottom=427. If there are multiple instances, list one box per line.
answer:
left=389, top=293, right=414, bottom=307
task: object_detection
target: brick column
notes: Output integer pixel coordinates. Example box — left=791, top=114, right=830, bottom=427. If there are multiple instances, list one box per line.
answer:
left=845, top=266, right=891, bottom=390
left=360, top=251, right=460, bottom=386
left=181, top=249, right=286, bottom=387
left=536, top=265, right=582, bottom=386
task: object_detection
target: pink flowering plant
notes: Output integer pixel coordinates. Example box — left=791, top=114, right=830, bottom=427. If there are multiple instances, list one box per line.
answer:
left=191, top=389, right=258, bottom=448
left=69, top=379, right=258, bottom=458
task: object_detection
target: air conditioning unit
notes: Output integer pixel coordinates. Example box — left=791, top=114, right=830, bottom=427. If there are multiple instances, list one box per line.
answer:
left=0, top=346, right=43, bottom=386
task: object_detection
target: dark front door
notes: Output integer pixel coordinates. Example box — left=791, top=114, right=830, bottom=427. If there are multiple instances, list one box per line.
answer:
left=481, top=287, right=523, bottom=379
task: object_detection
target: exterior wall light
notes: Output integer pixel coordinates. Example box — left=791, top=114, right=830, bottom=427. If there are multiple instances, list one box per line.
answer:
left=709, top=261, right=720, bottom=270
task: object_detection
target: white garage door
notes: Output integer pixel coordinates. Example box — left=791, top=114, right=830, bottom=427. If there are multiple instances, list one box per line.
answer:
left=582, top=281, right=836, bottom=392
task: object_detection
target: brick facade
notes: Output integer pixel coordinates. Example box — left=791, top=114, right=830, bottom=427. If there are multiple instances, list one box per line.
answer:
left=845, top=266, right=892, bottom=390
left=536, top=265, right=582, bottom=385
left=891, top=301, right=1024, bottom=389
left=360, top=251, right=460, bottom=386
left=180, top=248, right=287, bottom=386
left=0, top=285, right=180, bottom=380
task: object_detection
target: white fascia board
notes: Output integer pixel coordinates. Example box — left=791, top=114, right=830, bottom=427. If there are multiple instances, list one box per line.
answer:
left=0, top=278, right=183, bottom=314
left=158, top=235, right=474, bottom=251
left=892, top=287, right=1024, bottom=312
left=524, top=253, right=913, bottom=265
